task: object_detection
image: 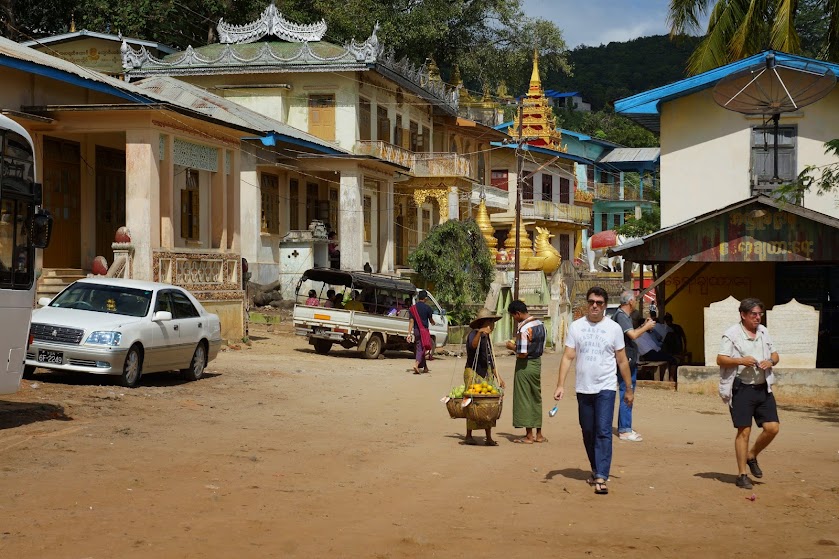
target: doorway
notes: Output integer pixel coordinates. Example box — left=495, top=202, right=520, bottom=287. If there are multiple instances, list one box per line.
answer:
left=42, top=138, right=81, bottom=268
left=95, top=147, right=126, bottom=264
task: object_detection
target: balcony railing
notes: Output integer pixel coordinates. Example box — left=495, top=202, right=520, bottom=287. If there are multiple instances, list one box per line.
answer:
left=593, top=182, right=658, bottom=202
left=522, top=201, right=592, bottom=225
left=412, top=152, right=471, bottom=178
left=153, top=249, right=242, bottom=296
left=354, top=141, right=471, bottom=178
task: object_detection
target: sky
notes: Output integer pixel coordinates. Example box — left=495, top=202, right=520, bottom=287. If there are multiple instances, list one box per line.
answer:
left=522, top=0, right=707, bottom=49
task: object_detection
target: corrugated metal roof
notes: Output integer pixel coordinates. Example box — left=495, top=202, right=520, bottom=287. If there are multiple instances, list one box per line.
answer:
left=599, top=147, right=660, bottom=164
left=21, top=30, right=176, bottom=54
left=614, top=50, right=839, bottom=132
left=132, top=76, right=347, bottom=153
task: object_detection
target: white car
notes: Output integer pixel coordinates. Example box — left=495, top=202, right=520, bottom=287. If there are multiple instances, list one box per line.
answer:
left=25, top=278, right=222, bottom=387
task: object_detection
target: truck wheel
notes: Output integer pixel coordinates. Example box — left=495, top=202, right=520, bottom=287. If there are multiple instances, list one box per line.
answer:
left=313, top=339, right=332, bottom=355
left=363, top=333, right=383, bottom=359
left=22, top=365, right=36, bottom=379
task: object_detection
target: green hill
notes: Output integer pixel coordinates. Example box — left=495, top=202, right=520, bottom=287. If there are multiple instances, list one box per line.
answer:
left=547, top=34, right=703, bottom=110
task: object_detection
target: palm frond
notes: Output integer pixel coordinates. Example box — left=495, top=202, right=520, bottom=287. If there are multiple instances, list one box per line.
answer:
left=688, top=0, right=743, bottom=73
left=730, top=0, right=769, bottom=58
left=770, top=0, right=802, bottom=53
left=668, top=0, right=714, bottom=36
left=825, top=0, right=839, bottom=60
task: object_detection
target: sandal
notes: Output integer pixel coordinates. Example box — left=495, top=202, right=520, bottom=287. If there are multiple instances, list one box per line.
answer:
left=594, top=480, right=608, bottom=495
left=485, top=439, right=499, bottom=446
left=512, top=438, right=534, bottom=444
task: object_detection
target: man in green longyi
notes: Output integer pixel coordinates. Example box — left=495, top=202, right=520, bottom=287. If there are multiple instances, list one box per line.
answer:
left=506, top=300, right=547, bottom=444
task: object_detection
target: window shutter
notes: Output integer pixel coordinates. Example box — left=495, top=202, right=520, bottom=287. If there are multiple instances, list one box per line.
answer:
left=191, top=190, right=200, bottom=240
left=181, top=189, right=190, bottom=238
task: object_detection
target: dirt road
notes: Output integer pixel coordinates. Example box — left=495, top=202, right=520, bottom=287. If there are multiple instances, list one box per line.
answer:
left=1, top=323, right=838, bottom=558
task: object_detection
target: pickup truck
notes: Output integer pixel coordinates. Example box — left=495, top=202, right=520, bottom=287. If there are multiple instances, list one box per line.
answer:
left=292, top=268, right=448, bottom=359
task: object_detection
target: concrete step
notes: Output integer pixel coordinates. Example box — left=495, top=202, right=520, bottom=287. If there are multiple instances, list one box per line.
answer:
left=42, top=268, right=84, bottom=277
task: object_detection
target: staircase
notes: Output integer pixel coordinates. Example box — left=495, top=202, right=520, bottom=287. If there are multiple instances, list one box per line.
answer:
left=37, top=268, right=87, bottom=302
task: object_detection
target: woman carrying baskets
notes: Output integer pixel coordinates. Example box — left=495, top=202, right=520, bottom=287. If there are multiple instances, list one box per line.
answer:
left=464, top=308, right=505, bottom=446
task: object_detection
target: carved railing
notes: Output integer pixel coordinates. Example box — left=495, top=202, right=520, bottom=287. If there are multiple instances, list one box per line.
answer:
left=153, top=249, right=243, bottom=299
left=354, top=141, right=471, bottom=178
left=593, top=182, right=658, bottom=202
left=574, top=189, right=594, bottom=205
left=522, top=201, right=592, bottom=225
left=412, top=152, right=471, bottom=178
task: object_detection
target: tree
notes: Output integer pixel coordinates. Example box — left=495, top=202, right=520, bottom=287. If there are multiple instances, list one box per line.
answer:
left=668, top=0, right=839, bottom=75
left=408, top=219, right=494, bottom=326
left=556, top=108, right=659, bottom=148
left=615, top=204, right=661, bottom=237
left=777, top=138, right=839, bottom=200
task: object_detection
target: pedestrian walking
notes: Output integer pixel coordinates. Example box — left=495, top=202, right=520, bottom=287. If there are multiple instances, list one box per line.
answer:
left=554, top=286, right=634, bottom=495
left=407, top=290, right=435, bottom=374
left=505, top=300, right=547, bottom=444
left=717, top=298, right=780, bottom=490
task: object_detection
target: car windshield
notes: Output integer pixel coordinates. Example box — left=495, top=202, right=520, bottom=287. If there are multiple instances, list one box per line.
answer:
left=49, top=283, right=152, bottom=317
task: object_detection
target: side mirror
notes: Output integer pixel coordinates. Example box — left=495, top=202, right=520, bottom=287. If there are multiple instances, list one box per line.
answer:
left=152, top=311, right=172, bottom=322
left=32, top=210, right=53, bottom=249
left=37, top=297, right=52, bottom=307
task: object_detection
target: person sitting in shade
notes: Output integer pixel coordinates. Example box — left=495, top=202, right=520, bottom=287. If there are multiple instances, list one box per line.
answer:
left=344, top=290, right=364, bottom=311
left=331, top=291, right=344, bottom=309
left=305, top=289, right=319, bottom=306
left=323, top=289, right=336, bottom=308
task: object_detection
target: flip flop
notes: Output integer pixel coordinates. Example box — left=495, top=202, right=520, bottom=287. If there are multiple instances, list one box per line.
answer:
left=534, top=437, right=548, bottom=443
left=485, top=439, right=499, bottom=446
left=512, top=438, right=534, bottom=444
left=594, top=480, right=609, bottom=495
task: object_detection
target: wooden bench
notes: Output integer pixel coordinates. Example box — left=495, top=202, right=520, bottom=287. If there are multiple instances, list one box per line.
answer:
left=637, top=360, right=669, bottom=381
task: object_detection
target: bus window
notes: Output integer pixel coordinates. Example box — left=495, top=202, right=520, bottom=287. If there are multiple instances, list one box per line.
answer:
left=0, top=198, right=33, bottom=289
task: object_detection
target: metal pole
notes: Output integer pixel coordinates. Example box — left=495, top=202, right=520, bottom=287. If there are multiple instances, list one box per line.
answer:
left=514, top=103, right=524, bottom=301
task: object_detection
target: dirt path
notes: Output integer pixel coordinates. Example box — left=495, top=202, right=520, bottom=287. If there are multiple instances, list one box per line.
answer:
left=1, top=323, right=838, bottom=558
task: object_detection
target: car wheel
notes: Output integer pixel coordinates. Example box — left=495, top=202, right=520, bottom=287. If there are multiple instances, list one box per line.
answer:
left=362, top=333, right=383, bottom=359
left=313, top=339, right=332, bottom=355
left=120, top=345, right=143, bottom=388
left=182, top=341, right=207, bottom=381
left=22, top=365, right=36, bottom=379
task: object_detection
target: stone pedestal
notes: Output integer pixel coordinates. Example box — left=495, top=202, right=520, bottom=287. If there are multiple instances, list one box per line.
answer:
left=703, top=296, right=741, bottom=366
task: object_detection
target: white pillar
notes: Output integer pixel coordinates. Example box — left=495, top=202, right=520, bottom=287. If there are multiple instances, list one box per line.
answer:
left=339, top=166, right=363, bottom=271
left=125, top=129, right=159, bottom=281
left=378, top=179, right=394, bottom=272
left=447, top=186, right=459, bottom=222
left=239, top=145, right=258, bottom=263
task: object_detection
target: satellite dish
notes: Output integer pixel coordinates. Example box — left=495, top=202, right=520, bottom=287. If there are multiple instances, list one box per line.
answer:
left=713, top=52, right=836, bottom=181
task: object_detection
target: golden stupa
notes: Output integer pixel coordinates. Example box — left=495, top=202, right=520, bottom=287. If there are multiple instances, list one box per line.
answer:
left=507, top=50, right=566, bottom=152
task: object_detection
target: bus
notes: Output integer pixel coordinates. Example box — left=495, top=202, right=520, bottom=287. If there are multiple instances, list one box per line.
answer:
left=0, top=113, right=53, bottom=395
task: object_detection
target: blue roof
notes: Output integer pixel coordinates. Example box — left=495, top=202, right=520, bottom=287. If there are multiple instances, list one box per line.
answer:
left=490, top=141, right=597, bottom=166
left=544, top=90, right=579, bottom=98
left=614, top=50, right=839, bottom=132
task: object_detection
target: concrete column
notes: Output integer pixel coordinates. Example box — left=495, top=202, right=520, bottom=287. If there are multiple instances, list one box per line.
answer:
left=447, top=186, right=459, bottom=222
left=339, top=166, right=363, bottom=271
left=125, top=129, right=159, bottom=281
left=378, top=179, right=394, bottom=272
left=210, top=149, right=226, bottom=249
left=229, top=148, right=241, bottom=252
left=160, top=134, right=175, bottom=248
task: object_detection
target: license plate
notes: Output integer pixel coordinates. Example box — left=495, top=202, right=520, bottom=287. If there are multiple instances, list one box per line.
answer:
left=37, top=349, right=64, bottom=365
left=312, top=327, right=326, bottom=335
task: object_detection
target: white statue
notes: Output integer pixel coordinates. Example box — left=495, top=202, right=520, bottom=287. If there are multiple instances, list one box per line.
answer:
left=585, top=231, right=636, bottom=273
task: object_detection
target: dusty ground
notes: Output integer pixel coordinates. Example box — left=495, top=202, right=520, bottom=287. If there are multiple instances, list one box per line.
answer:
left=1, top=321, right=838, bottom=559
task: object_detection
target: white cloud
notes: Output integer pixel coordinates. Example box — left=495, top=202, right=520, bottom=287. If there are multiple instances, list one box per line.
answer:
left=522, top=0, right=682, bottom=48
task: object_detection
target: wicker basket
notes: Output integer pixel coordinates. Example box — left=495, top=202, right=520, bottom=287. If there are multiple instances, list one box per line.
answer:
left=445, top=397, right=467, bottom=419
left=464, top=394, right=503, bottom=423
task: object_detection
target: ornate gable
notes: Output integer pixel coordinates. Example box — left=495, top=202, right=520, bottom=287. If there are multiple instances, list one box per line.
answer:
left=217, top=1, right=326, bottom=44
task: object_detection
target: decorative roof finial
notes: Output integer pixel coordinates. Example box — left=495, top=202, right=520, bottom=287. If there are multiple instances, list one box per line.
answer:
left=70, top=13, right=76, bottom=33
left=529, top=48, right=541, bottom=93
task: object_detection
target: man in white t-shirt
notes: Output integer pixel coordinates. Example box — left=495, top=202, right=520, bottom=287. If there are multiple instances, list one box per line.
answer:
left=554, top=286, right=634, bottom=496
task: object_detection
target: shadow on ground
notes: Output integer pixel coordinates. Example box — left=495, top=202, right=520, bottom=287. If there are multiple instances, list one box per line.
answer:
left=544, top=468, right=591, bottom=482
left=779, top=404, right=839, bottom=425
left=26, top=371, right=220, bottom=388
left=0, top=401, right=72, bottom=430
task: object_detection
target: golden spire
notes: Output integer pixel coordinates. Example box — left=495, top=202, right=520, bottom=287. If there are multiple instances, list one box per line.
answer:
left=506, top=49, right=566, bottom=152
left=449, top=64, right=463, bottom=87
left=70, top=13, right=76, bottom=33
left=426, top=54, right=441, bottom=82
left=529, top=48, right=541, bottom=93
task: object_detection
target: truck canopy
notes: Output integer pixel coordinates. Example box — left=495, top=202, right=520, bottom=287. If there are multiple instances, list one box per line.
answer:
left=299, top=268, right=416, bottom=294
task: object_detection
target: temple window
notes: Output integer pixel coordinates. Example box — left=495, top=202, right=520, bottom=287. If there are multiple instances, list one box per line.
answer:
left=422, top=126, right=430, bottom=152
left=289, top=178, right=299, bottom=229
left=410, top=121, right=419, bottom=152
left=559, top=176, right=571, bottom=204
left=363, top=195, right=372, bottom=243
left=328, top=188, right=339, bottom=232
left=180, top=169, right=200, bottom=241
left=600, top=213, right=608, bottom=232
left=522, top=173, right=534, bottom=201
left=359, top=98, right=372, bottom=141
left=612, top=213, right=621, bottom=229
left=308, top=94, right=335, bottom=141
left=394, top=114, right=404, bottom=147
left=260, top=173, right=280, bottom=234
left=491, top=169, right=508, bottom=190
left=541, top=173, right=553, bottom=201
left=305, top=182, right=319, bottom=227
left=377, top=106, right=390, bottom=143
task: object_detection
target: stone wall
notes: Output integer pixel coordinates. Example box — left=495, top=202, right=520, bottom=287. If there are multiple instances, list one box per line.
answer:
left=678, top=366, right=839, bottom=405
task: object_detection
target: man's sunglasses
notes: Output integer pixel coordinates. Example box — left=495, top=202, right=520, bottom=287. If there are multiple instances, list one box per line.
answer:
left=587, top=299, right=606, bottom=306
